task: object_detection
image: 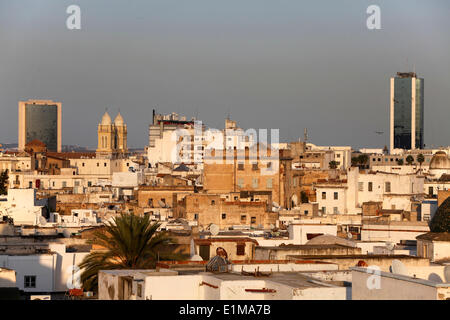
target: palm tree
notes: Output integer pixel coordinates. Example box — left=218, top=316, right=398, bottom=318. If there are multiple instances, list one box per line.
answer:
left=0, top=169, right=8, bottom=195
left=358, top=154, right=369, bottom=169
left=79, top=213, right=174, bottom=292
left=397, top=159, right=404, bottom=165
left=417, top=154, right=425, bottom=168
left=329, top=160, right=338, bottom=169
left=406, top=155, right=414, bottom=165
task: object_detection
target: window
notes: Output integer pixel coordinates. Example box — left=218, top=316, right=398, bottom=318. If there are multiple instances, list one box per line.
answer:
left=321, top=207, right=326, bottom=213
left=199, top=245, right=210, bottom=261
left=322, top=192, right=326, bottom=200
left=137, top=284, right=142, bottom=298
left=358, top=182, right=364, bottom=191
left=368, top=182, right=373, bottom=192
left=62, top=181, right=67, bottom=188
left=238, top=163, right=244, bottom=170
left=236, top=244, right=245, bottom=256
left=428, top=186, right=434, bottom=196
left=237, top=178, right=244, bottom=188
left=234, top=196, right=238, bottom=201
left=252, top=178, right=258, bottom=188
left=82, top=163, right=85, bottom=167
left=333, top=207, right=338, bottom=214
left=88, top=181, right=92, bottom=187
left=222, top=213, right=226, bottom=219
left=250, top=217, right=256, bottom=224
left=194, top=213, right=198, bottom=220
left=252, top=163, right=258, bottom=171
left=211, top=200, right=215, bottom=205
left=241, top=215, right=246, bottom=222
left=334, top=192, right=338, bottom=200
left=126, top=163, right=129, bottom=167
left=148, top=199, right=153, bottom=207
left=97, top=163, right=99, bottom=167
left=267, top=162, right=272, bottom=169
left=74, top=181, right=80, bottom=187
left=104, top=163, right=107, bottom=167
left=266, top=178, right=273, bottom=189
left=385, top=181, right=391, bottom=193
left=24, top=275, right=36, bottom=288
left=29, top=181, right=32, bottom=188
left=336, top=154, right=341, bottom=158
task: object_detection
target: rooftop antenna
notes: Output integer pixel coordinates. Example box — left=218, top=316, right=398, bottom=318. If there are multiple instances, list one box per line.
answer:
left=304, top=128, right=308, bottom=143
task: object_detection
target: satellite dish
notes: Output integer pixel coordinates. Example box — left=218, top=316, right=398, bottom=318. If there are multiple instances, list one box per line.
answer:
left=428, top=273, right=443, bottom=283
left=444, top=266, right=450, bottom=283
left=158, top=200, right=167, bottom=208
left=62, top=229, right=71, bottom=238
left=347, top=232, right=353, bottom=239
left=391, top=259, right=408, bottom=276
left=38, top=216, right=47, bottom=226
left=209, top=224, right=219, bottom=236
left=386, top=242, right=395, bottom=251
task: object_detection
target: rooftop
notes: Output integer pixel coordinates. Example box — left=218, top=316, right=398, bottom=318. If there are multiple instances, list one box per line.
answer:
left=416, top=232, right=450, bottom=242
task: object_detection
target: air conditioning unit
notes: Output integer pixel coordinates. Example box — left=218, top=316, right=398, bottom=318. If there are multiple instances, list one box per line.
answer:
left=30, top=295, right=51, bottom=300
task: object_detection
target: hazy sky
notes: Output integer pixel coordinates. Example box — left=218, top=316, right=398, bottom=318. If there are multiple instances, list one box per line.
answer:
left=0, top=0, right=449, bottom=149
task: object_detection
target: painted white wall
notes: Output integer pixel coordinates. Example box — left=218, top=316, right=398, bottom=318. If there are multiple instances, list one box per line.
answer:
left=0, top=254, right=56, bottom=292
left=288, top=224, right=337, bottom=244
left=352, top=268, right=448, bottom=300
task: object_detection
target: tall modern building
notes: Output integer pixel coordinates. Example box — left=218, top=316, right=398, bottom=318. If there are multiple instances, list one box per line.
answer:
left=389, top=72, right=424, bottom=152
left=18, top=100, right=62, bottom=152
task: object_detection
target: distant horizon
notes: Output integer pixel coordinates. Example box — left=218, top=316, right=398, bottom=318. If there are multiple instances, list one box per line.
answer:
left=1, top=1, right=449, bottom=150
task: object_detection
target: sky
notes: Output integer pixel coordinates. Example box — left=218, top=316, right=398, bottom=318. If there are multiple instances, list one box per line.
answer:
left=0, top=0, right=449, bottom=149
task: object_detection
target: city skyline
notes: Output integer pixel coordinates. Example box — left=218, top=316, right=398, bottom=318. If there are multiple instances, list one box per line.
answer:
left=0, top=1, right=449, bottom=149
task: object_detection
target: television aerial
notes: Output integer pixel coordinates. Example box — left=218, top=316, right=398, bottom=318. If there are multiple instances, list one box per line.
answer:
left=391, top=259, right=408, bottom=276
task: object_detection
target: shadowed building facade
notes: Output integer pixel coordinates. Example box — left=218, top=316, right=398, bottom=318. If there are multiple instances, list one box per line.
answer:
left=18, top=100, right=62, bottom=152
left=390, top=72, right=424, bottom=152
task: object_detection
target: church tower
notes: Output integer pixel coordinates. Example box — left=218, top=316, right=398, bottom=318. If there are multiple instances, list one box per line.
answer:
left=96, top=111, right=128, bottom=158
left=114, top=112, right=128, bottom=154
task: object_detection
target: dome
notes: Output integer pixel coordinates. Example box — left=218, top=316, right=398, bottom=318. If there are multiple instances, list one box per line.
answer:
left=114, top=112, right=124, bottom=125
left=101, top=111, right=112, bottom=125
left=305, top=234, right=356, bottom=247
left=429, top=151, right=450, bottom=170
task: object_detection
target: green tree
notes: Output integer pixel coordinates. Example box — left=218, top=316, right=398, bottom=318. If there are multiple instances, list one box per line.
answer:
left=397, top=159, right=404, bottom=165
left=328, top=160, right=338, bottom=169
left=358, top=154, right=369, bottom=168
left=406, top=155, right=414, bottom=165
left=430, top=197, right=450, bottom=232
left=417, top=154, right=425, bottom=168
left=79, top=214, right=175, bottom=292
left=0, top=169, right=8, bottom=195
left=351, top=157, right=359, bottom=167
